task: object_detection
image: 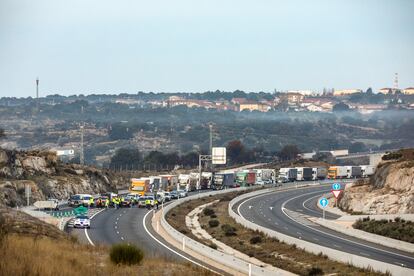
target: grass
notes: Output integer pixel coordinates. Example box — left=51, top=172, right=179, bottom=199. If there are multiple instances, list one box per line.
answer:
left=167, top=192, right=385, bottom=276
left=0, top=234, right=215, bottom=276
left=353, top=217, right=414, bottom=243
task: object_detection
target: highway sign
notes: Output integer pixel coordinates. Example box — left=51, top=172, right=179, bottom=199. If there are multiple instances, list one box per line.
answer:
left=331, top=189, right=342, bottom=199
left=212, top=147, right=226, bottom=164
left=319, top=197, right=329, bottom=208
left=332, top=183, right=341, bottom=190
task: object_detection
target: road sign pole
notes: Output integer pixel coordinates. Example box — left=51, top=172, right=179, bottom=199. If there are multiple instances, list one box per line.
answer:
left=323, top=209, right=325, bottom=220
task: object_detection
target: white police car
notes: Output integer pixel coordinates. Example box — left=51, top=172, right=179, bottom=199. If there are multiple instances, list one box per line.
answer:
left=73, top=215, right=90, bottom=229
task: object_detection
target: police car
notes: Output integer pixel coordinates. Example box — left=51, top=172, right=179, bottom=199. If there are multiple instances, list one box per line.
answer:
left=73, top=215, right=91, bottom=229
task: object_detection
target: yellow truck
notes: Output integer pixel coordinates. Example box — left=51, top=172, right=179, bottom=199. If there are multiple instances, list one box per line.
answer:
left=129, top=178, right=150, bottom=196
left=327, top=166, right=347, bottom=179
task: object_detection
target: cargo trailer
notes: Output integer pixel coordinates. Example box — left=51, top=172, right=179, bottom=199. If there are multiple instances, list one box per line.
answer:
left=312, top=167, right=327, bottom=180
left=213, top=173, right=235, bottom=190
left=296, top=167, right=313, bottom=181
left=346, top=166, right=362, bottom=178
left=278, top=168, right=297, bottom=182
left=327, top=166, right=347, bottom=179
left=360, top=165, right=375, bottom=177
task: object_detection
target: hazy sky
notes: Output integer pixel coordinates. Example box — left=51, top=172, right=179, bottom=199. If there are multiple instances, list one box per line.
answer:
left=1, top=0, right=413, bottom=97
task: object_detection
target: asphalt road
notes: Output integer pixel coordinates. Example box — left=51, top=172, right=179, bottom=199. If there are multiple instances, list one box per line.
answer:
left=235, top=184, right=414, bottom=269
left=68, top=193, right=228, bottom=275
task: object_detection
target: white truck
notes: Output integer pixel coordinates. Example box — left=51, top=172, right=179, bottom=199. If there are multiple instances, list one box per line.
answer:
left=312, top=167, right=327, bottom=180
left=255, top=169, right=275, bottom=185
left=278, top=168, right=297, bottom=182
left=360, top=165, right=375, bottom=177
left=34, top=199, right=59, bottom=210
left=178, top=174, right=190, bottom=191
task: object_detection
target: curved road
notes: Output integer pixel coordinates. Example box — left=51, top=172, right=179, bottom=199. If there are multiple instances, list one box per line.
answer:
left=235, top=184, right=414, bottom=269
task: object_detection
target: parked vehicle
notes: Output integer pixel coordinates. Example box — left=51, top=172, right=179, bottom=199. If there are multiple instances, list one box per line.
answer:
left=213, top=173, right=235, bottom=190
left=235, top=171, right=248, bottom=187
left=34, top=199, right=59, bottom=210
left=296, top=167, right=313, bottom=181
left=346, top=166, right=362, bottom=178
left=327, top=166, right=348, bottom=179
left=73, top=215, right=90, bottom=229
left=178, top=174, right=190, bottom=191
left=169, top=190, right=179, bottom=199
left=129, top=178, right=150, bottom=196
left=360, top=165, right=375, bottom=177
left=278, top=168, right=297, bottom=182
left=189, top=173, right=199, bottom=191
left=255, top=169, right=275, bottom=185
left=68, top=194, right=93, bottom=207
left=312, top=167, right=327, bottom=180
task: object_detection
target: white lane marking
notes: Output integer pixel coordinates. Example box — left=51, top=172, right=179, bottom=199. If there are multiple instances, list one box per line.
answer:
left=280, top=191, right=414, bottom=261
left=121, top=237, right=124, bottom=240
left=284, top=226, right=289, bottom=230
left=117, top=231, right=120, bottom=234
left=142, top=210, right=221, bottom=275
left=274, top=222, right=279, bottom=225
left=333, top=244, right=341, bottom=248
left=360, top=252, right=370, bottom=257
left=115, top=226, right=118, bottom=229
left=84, top=208, right=106, bottom=246
left=313, top=238, right=319, bottom=241
left=116, top=217, right=119, bottom=221
left=115, top=221, right=118, bottom=225
left=302, top=194, right=325, bottom=215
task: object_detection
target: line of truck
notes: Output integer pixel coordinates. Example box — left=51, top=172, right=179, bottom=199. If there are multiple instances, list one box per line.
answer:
left=128, top=169, right=277, bottom=195
left=277, top=165, right=376, bottom=183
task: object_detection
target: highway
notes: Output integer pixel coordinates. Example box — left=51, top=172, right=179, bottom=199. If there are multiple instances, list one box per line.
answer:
left=234, top=184, right=414, bottom=269
left=68, top=193, right=228, bottom=274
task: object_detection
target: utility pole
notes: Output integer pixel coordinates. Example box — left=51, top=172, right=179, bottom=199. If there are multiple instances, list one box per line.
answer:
left=36, top=78, right=39, bottom=112
left=80, top=106, right=85, bottom=165
left=209, top=123, right=213, bottom=154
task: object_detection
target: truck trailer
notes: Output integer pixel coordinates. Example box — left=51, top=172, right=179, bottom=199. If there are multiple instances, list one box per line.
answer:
left=360, top=165, right=375, bottom=177
left=312, top=167, right=327, bottom=180
left=327, top=166, right=347, bottom=179
left=178, top=174, right=190, bottom=191
left=278, top=168, right=297, bottom=182
left=346, top=166, right=362, bottom=178
left=213, top=173, right=235, bottom=190
left=296, top=167, right=313, bottom=181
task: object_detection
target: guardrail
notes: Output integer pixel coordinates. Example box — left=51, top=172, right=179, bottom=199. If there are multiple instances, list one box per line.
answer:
left=160, top=186, right=287, bottom=276
left=228, top=187, right=413, bottom=276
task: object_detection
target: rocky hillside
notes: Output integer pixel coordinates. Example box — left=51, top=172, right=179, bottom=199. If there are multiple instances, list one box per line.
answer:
left=339, top=149, right=414, bottom=214
left=0, top=148, right=123, bottom=207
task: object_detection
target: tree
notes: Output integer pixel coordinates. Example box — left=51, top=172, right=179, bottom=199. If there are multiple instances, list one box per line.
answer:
left=0, top=128, right=5, bottom=139
left=366, top=87, right=373, bottom=94
left=227, top=140, right=245, bottom=163
left=278, top=144, right=300, bottom=161
left=110, top=148, right=141, bottom=169
left=332, top=102, right=350, bottom=112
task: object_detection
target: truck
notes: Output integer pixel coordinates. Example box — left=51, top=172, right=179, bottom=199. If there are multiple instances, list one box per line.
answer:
left=213, top=173, right=235, bottom=190
left=296, top=167, right=313, bottom=181
left=246, top=171, right=256, bottom=186
left=149, top=176, right=161, bottom=192
left=69, top=194, right=93, bottom=207
left=327, top=166, right=347, bottom=179
left=34, top=199, right=59, bottom=210
left=200, top=172, right=213, bottom=189
left=178, top=174, right=190, bottom=191
left=346, top=166, right=362, bottom=178
left=360, top=165, right=375, bottom=177
left=159, top=174, right=178, bottom=191
left=278, top=168, right=297, bottom=182
left=312, top=167, right=327, bottom=180
left=235, top=171, right=248, bottom=187
left=189, top=173, right=199, bottom=191
left=129, top=178, right=150, bottom=196
left=255, top=169, right=275, bottom=185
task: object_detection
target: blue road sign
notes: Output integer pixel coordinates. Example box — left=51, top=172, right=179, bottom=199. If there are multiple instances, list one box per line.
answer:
left=332, top=183, right=341, bottom=191
left=319, top=197, right=329, bottom=208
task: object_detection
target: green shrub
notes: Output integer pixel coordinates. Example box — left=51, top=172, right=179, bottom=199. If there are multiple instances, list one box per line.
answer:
left=110, top=243, right=144, bottom=265
left=221, top=224, right=237, bottom=236
left=210, top=214, right=217, bottom=218
left=208, top=243, right=218, bottom=249
left=249, top=236, right=262, bottom=244
left=308, top=266, right=323, bottom=276
left=203, top=208, right=215, bottom=216
left=208, top=219, right=220, bottom=228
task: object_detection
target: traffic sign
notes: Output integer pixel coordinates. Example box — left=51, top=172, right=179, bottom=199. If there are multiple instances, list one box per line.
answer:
left=332, top=183, right=341, bottom=190
left=331, top=189, right=342, bottom=199
left=319, top=197, right=329, bottom=208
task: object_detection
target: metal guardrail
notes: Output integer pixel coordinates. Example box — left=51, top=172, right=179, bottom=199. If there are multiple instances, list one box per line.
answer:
left=228, top=185, right=413, bottom=276
left=160, top=186, right=286, bottom=276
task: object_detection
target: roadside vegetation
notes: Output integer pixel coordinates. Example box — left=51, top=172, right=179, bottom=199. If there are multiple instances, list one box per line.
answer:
left=353, top=217, right=414, bottom=244
left=0, top=207, right=214, bottom=276
left=167, top=193, right=386, bottom=276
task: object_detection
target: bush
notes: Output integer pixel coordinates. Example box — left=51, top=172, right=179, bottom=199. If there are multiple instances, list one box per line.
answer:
left=308, top=266, right=323, bottom=276
left=203, top=208, right=215, bottom=216
left=208, top=243, right=218, bottom=250
left=110, top=243, right=144, bottom=265
left=250, top=236, right=262, bottom=244
left=221, top=224, right=237, bottom=236
left=208, top=219, right=220, bottom=228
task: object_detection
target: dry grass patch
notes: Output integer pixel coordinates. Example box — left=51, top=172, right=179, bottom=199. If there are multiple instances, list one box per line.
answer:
left=0, top=234, right=214, bottom=276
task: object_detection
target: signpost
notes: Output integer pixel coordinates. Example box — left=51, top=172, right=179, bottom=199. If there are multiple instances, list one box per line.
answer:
left=331, top=182, right=342, bottom=207
left=319, top=197, right=328, bottom=220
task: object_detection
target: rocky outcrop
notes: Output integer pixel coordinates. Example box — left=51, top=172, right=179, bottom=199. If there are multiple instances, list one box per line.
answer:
left=0, top=148, right=118, bottom=207
left=339, top=152, right=414, bottom=215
